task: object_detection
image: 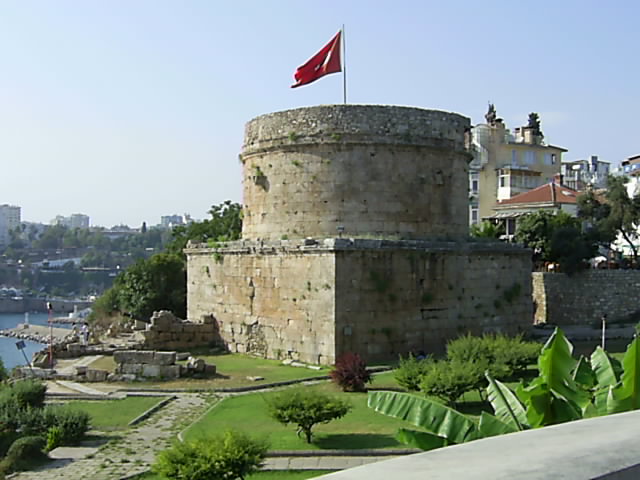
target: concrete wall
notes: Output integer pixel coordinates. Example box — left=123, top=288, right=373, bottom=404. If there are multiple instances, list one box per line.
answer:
left=186, top=238, right=532, bottom=364
left=532, top=270, right=640, bottom=325
left=316, top=410, right=640, bottom=480
left=240, top=105, right=471, bottom=241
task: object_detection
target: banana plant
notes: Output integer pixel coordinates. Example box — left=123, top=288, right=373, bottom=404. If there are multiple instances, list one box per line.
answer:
left=369, top=328, right=640, bottom=451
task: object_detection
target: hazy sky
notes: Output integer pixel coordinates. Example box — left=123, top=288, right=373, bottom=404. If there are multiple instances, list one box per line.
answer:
left=1, top=1, right=638, bottom=227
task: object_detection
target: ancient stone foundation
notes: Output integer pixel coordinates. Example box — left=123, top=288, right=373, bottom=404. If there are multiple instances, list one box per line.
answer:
left=186, top=105, right=533, bottom=365
left=140, top=310, right=224, bottom=350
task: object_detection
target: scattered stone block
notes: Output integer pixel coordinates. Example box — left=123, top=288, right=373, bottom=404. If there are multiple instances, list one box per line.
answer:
left=141, top=364, right=161, bottom=377
left=74, top=366, right=87, bottom=376
left=158, top=365, right=181, bottom=378
left=154, top=351, right=177, bottom=365
left=204, top=364, right=217, bottom=375
left=86, top=369, right=109, bottom=382
left=246, top=376, right=264, bottom=381
left=176, top=352, right=191, bottom=361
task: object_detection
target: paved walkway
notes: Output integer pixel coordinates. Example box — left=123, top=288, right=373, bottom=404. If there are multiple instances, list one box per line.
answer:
left=10, top=393, right=210, bottom=480
left=263, top=454, right=407, bottom=471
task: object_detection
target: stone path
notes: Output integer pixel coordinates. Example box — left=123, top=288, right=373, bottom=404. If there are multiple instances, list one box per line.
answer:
left=10, top=393, right=210, bottom=480
left=263, top=454, right=407, bottom=471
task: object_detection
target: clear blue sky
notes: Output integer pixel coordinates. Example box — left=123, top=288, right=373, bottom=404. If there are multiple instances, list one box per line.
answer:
left=1, top=1, right=638, bottom=227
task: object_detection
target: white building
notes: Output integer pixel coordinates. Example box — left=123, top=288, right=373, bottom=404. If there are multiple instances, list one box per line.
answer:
left=561, top=155, right=610, bottom=191
left=0, top=204, right=21, bottom=247
left=52, top=213, right=90, bottom=229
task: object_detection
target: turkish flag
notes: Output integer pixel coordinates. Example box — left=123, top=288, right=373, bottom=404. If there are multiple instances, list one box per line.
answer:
left=291, top=31, right=342, bottom=88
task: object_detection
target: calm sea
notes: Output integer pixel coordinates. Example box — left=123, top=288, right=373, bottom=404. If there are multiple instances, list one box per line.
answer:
left=0, top=313, right=53, bottom=370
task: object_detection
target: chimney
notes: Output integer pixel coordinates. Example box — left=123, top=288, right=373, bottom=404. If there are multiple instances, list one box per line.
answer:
left=553, top=173, right=564, bottom=185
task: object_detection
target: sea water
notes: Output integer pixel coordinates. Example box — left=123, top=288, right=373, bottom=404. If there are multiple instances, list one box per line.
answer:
left=0, top=313, right=53, bottom=369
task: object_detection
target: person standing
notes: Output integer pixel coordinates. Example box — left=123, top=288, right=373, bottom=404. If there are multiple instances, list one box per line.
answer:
left=81, top=322, right=89, bottom=346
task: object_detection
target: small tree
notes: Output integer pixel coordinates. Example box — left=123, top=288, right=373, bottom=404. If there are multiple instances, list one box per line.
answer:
left=153, top=430, right=267, bottom=480
left=330, top=352, right=372, bottom=392
left=267, top=390, right=351, bottom=443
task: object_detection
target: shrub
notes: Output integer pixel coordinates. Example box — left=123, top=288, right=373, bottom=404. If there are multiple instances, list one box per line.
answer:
left=419, top=360, right=484, bottom=406
left=153, top=430, right=267, bottom=480
left=446, top=333, right=541, bottom=381
left=267, top=389, right=351, bottom=443
left=42, top=406, right=90, bottom=445
left=0, top=380, right=47, bottom=409
left=0, top=358, right=6, bottom=381
left=45, top=426, right=63, bottom=452
left=0, top=435, right=46, bottom=474
left=330, top=352, right=372, bottom=392
left=394, top=354, right=433, bottom=391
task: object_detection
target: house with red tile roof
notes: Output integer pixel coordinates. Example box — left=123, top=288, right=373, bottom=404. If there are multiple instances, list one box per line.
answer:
left=485, top=175, right=579, bottom=237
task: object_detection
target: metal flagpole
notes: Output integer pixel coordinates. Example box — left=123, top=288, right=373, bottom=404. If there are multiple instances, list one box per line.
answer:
left=342, top=24, right=347, bottom=104
left=47, top=301, right=53, bottom=369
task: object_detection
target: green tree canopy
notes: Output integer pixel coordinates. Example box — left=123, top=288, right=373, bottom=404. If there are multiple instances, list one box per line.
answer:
left=515, top=210, right=597, bottom=273
left=578, top=175, right=640, bottom=265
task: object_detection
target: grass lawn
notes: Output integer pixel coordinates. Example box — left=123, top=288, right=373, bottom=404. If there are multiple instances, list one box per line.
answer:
left=184, top=382, right=409, bottom=450
left=90, top=353, right=330, bottom=390
left=65, top=396, right=169, bottom=430
left=139, top=470, right=335, bottom=479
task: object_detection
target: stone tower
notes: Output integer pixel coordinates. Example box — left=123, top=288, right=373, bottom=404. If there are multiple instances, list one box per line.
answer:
left=186, top=105, right=532, bottom=364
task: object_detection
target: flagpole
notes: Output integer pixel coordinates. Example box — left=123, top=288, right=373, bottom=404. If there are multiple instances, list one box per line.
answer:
left=342, top=24, right=347, bottom=104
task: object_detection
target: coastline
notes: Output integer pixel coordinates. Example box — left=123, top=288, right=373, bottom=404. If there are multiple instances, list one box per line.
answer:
left=0, top=323, right=74, bottom=345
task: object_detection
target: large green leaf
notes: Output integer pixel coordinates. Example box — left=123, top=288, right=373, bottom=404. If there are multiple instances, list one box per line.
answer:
left=590, top=346, right=620, bottom=389
left=367, top=391, right=478, bottom=444
left=485, top=375, right=528, bottom=430
left=609, top=338, right=640, bottom=413
left=516, top=378, right=582, bottom=427
left=537, top=328, right=590, bottom=409
left=477, top=412, right=518, bottom=438
left=395, top=428, right=447, bottom=451
left=573, top=355, right=595, bottom=389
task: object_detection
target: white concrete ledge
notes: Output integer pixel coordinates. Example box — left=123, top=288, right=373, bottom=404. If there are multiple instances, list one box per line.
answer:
left=316, top=410, right=640, bottom=480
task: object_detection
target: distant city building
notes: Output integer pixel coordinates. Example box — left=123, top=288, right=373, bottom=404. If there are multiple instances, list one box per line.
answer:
left=0, top=204, right=21, bottom=247
left=160, top=214, right=192, bottom=229
left=561, top=155, right=610, bottom=191
left=52, top=213, right=90, bottom=229
left=469, top=105, right=567, bottom=225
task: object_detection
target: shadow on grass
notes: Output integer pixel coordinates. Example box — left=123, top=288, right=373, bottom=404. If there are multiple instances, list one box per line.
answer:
left=313, top=433, right=400, bottom=450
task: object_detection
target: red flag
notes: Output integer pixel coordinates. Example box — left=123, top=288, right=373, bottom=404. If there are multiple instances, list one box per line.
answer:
left=291, top=31, right=342, bottom=88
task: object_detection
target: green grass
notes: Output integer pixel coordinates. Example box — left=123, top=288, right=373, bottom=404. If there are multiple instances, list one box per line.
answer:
left=184, top=382, right=409, bottom=450
left=138, top=470, right=334, bottom=480
left=65, top=396, right=169, bottom=430
left=102, top=352, right=330, bottom=390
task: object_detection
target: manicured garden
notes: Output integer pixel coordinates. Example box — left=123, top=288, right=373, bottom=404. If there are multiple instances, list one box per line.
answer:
left=65, top=395, right=170, bottom=430
left=184, top=382, right=410, bottom=450
left=89, top=352, right=331, bottom=390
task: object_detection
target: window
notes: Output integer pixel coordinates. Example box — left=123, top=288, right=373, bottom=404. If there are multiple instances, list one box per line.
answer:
left=544, top=153, right=553, bottom=165
left=471, top=208, right=478, bottom=224
left=524, top=151, right=536, bottom=165
left=471, top=179, right=479, bottom=193
left=500, top=176, right=506, bottom=187
left=511, top=150, right=518, bottom=166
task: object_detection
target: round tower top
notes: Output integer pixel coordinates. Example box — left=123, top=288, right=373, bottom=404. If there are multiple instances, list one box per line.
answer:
left=242, top=104, right=470, bottom=157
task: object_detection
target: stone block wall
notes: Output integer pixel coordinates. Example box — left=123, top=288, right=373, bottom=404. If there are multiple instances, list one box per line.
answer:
left=240, top=105, right=471, bottom=241
left=187, top=239, right=532, bottom=364
left=113, top=350, right=181, bottom=379
left=532, top=270, right=640, bottom=325
left=187, top=241, right=336, bottom=364
left=140, top=310, right=224, bottom=350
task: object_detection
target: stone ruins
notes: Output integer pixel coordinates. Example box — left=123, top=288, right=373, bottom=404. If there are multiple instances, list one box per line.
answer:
left=186, top=105, right=533, bottom=364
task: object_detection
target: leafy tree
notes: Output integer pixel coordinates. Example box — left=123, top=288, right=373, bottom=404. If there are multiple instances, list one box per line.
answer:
left=153, top=431, right=267, bottom=480
left=515, top=210, right=596, bottom=273
left=527, top=112, right=543, bottom=139
left=268, top=390, right=351, bottom=443
left=167, top=201, right=242, bottom=257
left=470, top=221, right=504, bottom=239
left=112, top=253, right=186, bottom=320
left=579, top=176, right=640, bottom=265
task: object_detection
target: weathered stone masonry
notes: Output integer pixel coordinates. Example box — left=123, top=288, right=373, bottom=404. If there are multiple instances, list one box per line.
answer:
left=532, top=270, right=640, bottom=325
left=186, top=105, right=533, bottom=364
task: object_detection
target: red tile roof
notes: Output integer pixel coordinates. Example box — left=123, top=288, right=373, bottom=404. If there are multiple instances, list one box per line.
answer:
left=496, top=182, right=579, bottom=207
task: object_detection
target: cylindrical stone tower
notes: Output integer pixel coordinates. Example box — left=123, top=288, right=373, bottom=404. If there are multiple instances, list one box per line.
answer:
left=240, top=105, right=471, bottom=241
